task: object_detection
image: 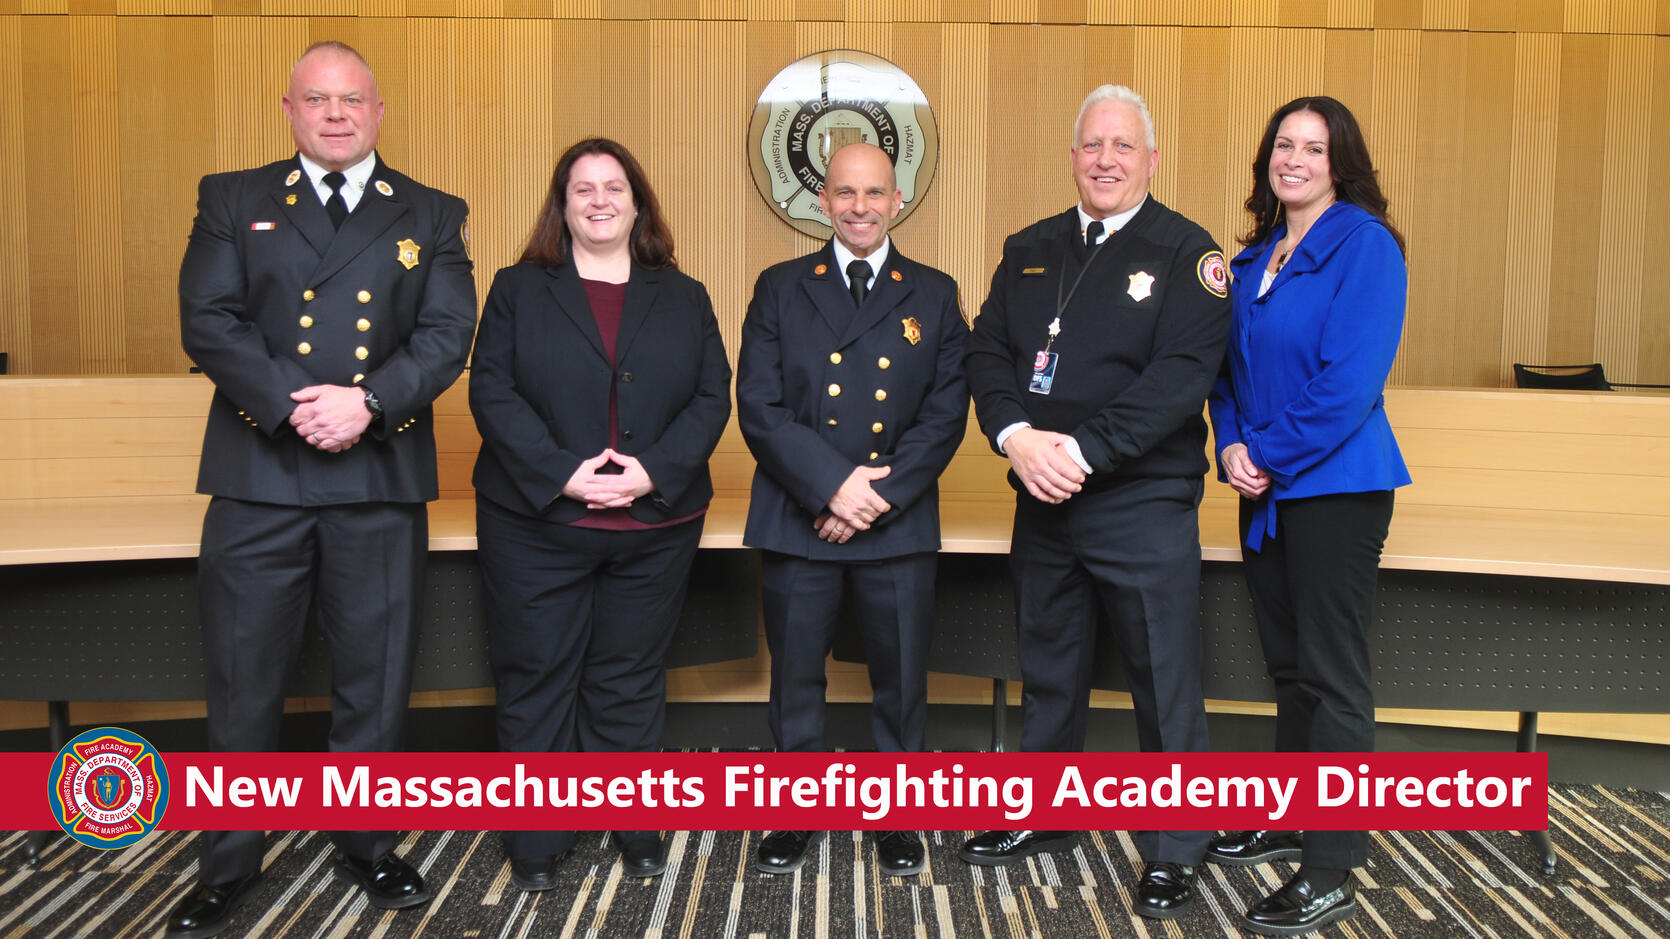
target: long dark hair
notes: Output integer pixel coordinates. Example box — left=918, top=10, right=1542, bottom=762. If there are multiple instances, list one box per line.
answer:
left=1241, top=96, right=1406, bottom=256
left=520, top=138, right=677, bottom=269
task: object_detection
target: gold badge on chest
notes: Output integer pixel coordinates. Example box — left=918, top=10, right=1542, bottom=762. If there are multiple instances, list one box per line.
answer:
left=396, top=238, right=421, bottom=270
left=901, top=316, right=922, bottom=346
left=285, top=194, right=297, bottom=205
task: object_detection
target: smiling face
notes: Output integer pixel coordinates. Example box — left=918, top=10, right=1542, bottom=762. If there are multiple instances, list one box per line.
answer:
left=1268, top=109, right=1335, bottom=215
left=1072, top=99, right=1159, bottom=220
left=562, top=153, right=636, bottom=255
left=282, top=49, right=383, bottom=172
left=819, top=143, right=902, bottom=258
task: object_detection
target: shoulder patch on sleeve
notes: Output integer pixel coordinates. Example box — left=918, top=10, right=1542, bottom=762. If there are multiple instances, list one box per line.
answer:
left=460, top=217, right=471, bottom=260
left=1197, top=251, right=1228, bottom=298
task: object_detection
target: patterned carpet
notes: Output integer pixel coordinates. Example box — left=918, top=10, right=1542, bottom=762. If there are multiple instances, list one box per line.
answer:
left=3, top=783, right=1668, bottom=938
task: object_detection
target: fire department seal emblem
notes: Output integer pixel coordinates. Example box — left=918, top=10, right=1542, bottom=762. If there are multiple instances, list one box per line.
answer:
left=748, top=50, right=939, bottom=239
left=48, top=726, right=169, bottom=850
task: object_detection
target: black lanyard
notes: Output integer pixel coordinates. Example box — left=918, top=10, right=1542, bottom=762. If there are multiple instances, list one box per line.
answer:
left=1042, top=236, right=1109, bottom=356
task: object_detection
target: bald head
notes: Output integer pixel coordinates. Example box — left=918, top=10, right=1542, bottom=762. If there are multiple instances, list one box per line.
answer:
left=282, top=42, right=384, bottom=172
left=819, top=143, right=902, bottom=257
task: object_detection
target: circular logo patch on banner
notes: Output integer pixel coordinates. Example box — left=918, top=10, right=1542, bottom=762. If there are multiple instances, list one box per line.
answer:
left=748, top=50, right=939, bottom=238
left=48, top=727, right=169, bottom=850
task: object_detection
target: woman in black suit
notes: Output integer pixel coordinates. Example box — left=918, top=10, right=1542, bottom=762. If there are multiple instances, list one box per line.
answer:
left=468, top=138, right=731, bottom=890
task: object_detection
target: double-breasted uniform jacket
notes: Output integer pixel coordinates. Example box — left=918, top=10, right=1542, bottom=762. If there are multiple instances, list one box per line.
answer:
left=966, top=200, right=1231, bottom=490
left=180, top=154, right=477, bottom=505
left=737, top=242, right=969, bottom=561
left=468, top=259, right=733, bottom=522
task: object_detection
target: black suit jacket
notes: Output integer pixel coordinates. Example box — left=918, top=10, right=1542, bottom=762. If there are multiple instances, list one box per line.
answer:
left=965, top=201, right=1231, bottom=493
left=737, top=242, right=969, bottom=560
left=469, top=260, right=732, bottom=522
left=180, top=154, right=477, bottom=505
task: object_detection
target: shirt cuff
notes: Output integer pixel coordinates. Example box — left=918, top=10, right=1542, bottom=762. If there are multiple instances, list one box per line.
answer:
left=995, top=421, right=1030, bottom=453
left=1061, top=436, right=1093, bottom=475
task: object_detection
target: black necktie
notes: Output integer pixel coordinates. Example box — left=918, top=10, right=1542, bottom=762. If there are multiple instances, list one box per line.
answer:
left=322, top=171, right=348, bottom=230
left=847, top=259, right=873, bottom=308
left=1085, top=219, right=1104, bottom=248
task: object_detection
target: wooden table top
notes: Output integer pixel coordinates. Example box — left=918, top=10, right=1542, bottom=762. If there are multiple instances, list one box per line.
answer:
left=5, top=493, right=1666, bottom=585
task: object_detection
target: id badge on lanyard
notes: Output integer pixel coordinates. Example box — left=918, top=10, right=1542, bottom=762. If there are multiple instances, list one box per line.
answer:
left=1029, top=238, right=1107, bottom=395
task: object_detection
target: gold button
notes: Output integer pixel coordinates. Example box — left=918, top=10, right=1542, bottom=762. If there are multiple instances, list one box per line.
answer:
left=355, top=346, right=369, bottom=360
left=299, top=315, right=313, bottom=328
left=297, top=342, right=311, bottom=355
left=827, top=419, right=838, bottom=426
left=828, top=383, right=841, bottom=397
left=874, top=389, right=887, bottom=401
left=302, top=289, right=315, bottom=302
left=353, top=373, right=365, bottom=384
left=872, top=422, right=884, bottom=433
left=878, top=357, right=891, bottom=369
left=356, top=318, right=370, bottom=332
left=870, top=452, right=879, bottom=460
left=830, top=352, right=842, bottom=364
left=357, top=290, right=371, bottom=303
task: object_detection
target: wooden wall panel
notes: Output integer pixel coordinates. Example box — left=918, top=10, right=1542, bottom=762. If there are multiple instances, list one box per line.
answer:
left=3, top=7, right=1668, bottom=388
left=1642, top=37, right=1670, bottom=383
left=1371, top=29, right=1418, bottom=386
left=1500, top=31, right=1559, bottom=378
left=1594, top=35, right=1650, bottom=383
left=1449, top=31, right=1512, bottom=387
left=1546, top=32, right=1605, bottom=365
left=0, top=16, right=29, bottom=373
left=1402, top=29, right=1464, bottom=386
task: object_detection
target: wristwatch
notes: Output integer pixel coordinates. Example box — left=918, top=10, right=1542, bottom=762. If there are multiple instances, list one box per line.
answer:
left=362, top=386, right=384, bottom=421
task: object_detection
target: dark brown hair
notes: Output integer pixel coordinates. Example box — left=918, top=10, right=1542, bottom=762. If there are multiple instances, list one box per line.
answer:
left=1242, top=96, right=1406, bottom=256
left=520, top=138, right=677, bottom=269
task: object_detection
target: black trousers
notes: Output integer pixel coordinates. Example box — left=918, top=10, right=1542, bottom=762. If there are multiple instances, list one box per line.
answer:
left=196, top=496, right=427, bottom=884
left=476, top=496, right=703, bottom=860
left=1239, top=490, right=1394, bottom=870
left=760, top=550, right=937, bottom=753
left=1010, top=477, right=1211, bottom=865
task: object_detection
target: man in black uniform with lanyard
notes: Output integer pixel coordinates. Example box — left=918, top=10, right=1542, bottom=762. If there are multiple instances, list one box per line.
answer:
left=959, top=85, right=1231, bottom=920
left=167, top=41, right=476, bottom=938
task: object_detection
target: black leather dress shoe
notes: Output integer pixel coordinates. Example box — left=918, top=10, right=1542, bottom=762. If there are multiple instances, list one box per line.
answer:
left=333, top=851, right=431, bottom=909
left=1133, top=862, right=1197, bottom=919
left=1242, top=871, right=1358, bottom=936
left=165, top=871, right=264, bottom=938
left=756, top=830, right=822, bottom=874
left=957, top=830, right=1075, bottom=867
left=615, top=832, right=667, bottom=877
left=509, top=856, right=560, bottom=892
left=1205, top=830, right=1303, bottom=867
left=876, top=830, right=925, bottom=876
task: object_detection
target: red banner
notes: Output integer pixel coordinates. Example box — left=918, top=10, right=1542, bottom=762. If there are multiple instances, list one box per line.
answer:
left=3, top=751, right=1548, bottom=832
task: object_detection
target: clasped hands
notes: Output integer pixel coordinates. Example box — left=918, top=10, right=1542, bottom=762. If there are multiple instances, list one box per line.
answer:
left=1219, top=442, right=1270, bottom=499
left=1005, top=427, right=1085, bottom=504
left=815, top=465, right=892, bottom=544
left=564, top=449, right=654, bottom=510
left=289, top=384, right=371, bottom=453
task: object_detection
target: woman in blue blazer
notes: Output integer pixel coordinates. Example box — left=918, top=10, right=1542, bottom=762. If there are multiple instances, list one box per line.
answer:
left=469, top=138, right=731, bottom=890
left=1205, top=97, right=1411, bottom=936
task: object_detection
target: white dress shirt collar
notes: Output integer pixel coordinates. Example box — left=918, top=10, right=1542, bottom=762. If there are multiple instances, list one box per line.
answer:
left=1076, top=198, right=1145, bottom=245
left=831, top=236, right=892, bottom=289
left=298, top=151, right=378, bottom=213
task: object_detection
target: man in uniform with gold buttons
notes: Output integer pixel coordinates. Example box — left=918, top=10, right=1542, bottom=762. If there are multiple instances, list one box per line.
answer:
left=170, top=40, right=475, bottom=938
left=737, top=142, right=968, bottom=877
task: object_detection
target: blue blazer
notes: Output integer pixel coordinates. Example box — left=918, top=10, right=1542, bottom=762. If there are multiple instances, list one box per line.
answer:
left=1208, top=202, right=1412, bottom=548
left=737, top=242, right=969, bottom=561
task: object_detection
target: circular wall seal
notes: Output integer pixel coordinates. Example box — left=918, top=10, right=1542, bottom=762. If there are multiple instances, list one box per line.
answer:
left=748, top=50, right=939, bottom=238
left=48, top=726, right=169, bottom=850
